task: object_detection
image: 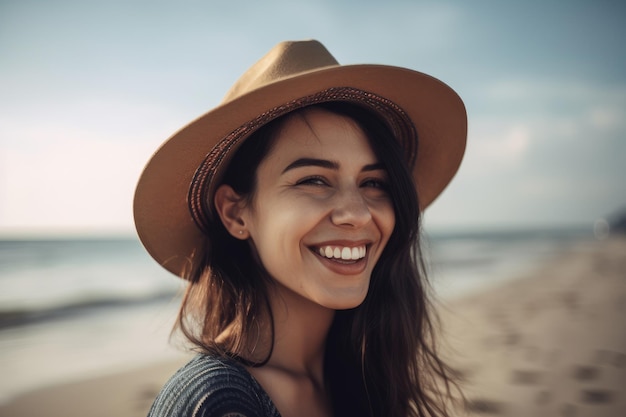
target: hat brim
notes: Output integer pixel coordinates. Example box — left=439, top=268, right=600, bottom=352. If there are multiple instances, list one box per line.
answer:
left=133, top=64, right=467, bottom=277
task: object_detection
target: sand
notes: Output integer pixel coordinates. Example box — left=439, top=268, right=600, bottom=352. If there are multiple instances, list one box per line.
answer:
left=0, top=357, right=192, bottom=417
left=1, top=237, right=624, bottom=417
left=440, top=236, right=626, bottom=416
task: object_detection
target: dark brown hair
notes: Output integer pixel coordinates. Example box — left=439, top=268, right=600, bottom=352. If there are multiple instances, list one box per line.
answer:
left=176, top=102, right=460, bottom=416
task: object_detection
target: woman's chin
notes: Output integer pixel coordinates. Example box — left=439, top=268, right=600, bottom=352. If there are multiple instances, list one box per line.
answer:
left=317, top=291, right=368, bottom=311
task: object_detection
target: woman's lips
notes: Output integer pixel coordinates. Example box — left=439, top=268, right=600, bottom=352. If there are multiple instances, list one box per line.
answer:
left=308, top=243, right=370, bottom=275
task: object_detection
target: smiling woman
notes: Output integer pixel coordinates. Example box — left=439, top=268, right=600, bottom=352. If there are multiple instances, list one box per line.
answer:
left=133, top=40, right=467, bottom=417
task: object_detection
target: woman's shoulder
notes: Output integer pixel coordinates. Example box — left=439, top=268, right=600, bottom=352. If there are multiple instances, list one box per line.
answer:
left=148, top=354, right=281, bottom=417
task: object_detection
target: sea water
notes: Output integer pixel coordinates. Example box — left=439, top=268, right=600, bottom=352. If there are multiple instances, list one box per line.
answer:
left=0, top=228, right=592, bottom=403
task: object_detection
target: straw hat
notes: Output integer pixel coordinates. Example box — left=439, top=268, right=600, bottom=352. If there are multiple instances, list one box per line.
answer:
left=134, top=39, right=467, bottom=277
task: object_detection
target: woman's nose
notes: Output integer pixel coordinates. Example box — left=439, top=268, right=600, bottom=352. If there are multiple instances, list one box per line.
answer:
left=330, top=188, right=372, bottom=228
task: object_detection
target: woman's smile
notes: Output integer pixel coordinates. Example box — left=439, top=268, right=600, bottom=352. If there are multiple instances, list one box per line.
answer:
left=309, top=243, right=370, bottom=276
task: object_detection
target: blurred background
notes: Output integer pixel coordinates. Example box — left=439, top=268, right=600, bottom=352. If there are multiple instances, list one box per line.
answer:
left=1, top=0, right=625, bottom=408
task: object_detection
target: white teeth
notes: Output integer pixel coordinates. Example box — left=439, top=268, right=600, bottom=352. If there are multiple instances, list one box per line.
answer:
left=317, top=245, right=367, bottom=260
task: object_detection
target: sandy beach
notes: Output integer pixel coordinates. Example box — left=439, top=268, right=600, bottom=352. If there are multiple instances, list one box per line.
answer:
left=1, top=236, right=624, bottom=417
left=440, top=236, right=626, bottom=416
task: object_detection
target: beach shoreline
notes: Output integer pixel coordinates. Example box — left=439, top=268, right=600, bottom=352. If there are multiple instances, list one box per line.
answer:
left=1, top=236, right=624, bottom=417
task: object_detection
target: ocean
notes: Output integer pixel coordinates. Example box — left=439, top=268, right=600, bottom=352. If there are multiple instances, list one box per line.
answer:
left=0, top=228, right=593, bottom=403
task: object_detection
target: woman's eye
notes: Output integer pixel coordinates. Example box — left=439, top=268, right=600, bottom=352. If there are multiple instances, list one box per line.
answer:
left=361, top=178, right=388, bottom=190
left=296, top=176, right=328, bottom=186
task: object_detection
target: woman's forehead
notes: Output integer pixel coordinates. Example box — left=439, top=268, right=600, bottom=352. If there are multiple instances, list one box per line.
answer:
left=262, top=108, right=379, bottom=168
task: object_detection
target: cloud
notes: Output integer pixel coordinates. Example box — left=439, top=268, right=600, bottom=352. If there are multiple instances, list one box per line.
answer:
left=426, top=75, right=626, bottom=228
left=0, top=133, right=155, bottom=234
left=588, top=106, right=625, bottom=131
left=485, top=77, right=626, bottom=110
left=0, top=94, right=187, bottom=234
left=464, top=122, right=531, bottom=176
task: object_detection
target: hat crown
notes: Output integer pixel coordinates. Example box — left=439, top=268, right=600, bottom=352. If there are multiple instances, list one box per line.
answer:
left=222, top=40, right=339, bottom=103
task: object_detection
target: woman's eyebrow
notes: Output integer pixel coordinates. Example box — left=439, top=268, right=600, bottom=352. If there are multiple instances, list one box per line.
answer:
left=282, top=158, right=339, bottom=173
left=282, top=158, right=386, bottom=174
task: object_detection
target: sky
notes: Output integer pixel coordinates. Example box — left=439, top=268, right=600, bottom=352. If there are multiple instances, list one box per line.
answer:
left=1, top=0, right=625, bottom=236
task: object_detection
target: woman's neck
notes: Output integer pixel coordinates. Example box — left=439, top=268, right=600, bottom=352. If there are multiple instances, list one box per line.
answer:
left=265, top=283, right=335, bottom=378
left=246, top=283, right=335, bottom=417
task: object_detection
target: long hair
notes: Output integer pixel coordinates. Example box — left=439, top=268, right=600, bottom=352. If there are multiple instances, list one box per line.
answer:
left=320, top=103, right=459, bottom=416
left=176, top=102, right=459, bottom=416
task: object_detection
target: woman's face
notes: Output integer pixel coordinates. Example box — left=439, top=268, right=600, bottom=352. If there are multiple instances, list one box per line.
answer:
left=240, top=107, right=395, bottom=310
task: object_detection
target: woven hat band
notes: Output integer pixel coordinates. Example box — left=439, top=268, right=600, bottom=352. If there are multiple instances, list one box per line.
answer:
left=188, top=86, right=417, bottom=234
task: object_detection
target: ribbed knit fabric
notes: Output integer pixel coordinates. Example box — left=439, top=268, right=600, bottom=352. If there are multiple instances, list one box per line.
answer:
left=147, top=354, right=282, bottom=417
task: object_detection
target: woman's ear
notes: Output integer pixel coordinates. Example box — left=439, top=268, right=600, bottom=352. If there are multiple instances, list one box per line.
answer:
left=214, top=184, right=249, bottom=239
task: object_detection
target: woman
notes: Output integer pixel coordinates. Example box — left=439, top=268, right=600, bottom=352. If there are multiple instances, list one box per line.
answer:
left=134, top=40, right=467, bottom=417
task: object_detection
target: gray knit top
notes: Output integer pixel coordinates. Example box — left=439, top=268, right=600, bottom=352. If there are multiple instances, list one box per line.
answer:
left=148, top=354, right=282, bottom=417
